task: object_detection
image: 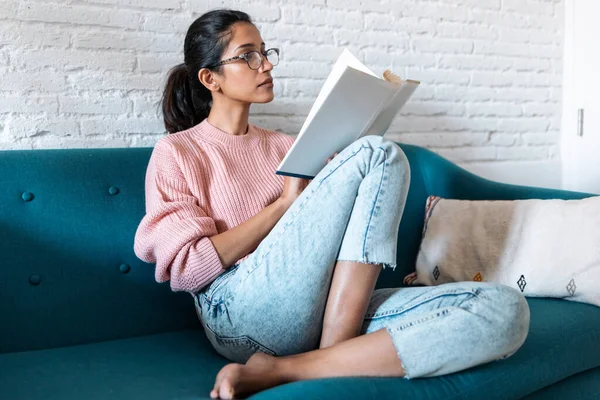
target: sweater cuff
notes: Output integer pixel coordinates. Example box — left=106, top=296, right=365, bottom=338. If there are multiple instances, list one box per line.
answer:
left=186, top=237, right=225, bottom=292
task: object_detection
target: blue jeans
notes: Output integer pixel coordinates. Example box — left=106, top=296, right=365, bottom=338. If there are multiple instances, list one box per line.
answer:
left=194, top=135, right=530, bottom=379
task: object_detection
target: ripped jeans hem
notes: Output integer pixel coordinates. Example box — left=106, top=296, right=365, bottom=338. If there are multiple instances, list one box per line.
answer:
left=337, top=259, right=397, bottom=271
left=384, top=326, right=412, bottom=380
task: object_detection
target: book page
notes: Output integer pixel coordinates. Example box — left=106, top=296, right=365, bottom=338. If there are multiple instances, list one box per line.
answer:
left=277, top=67, right=398, bottom=178
left=361, top=80, right=420, bottom=137
left=340, top=48, right=378, bottom=78
left=276, top=48, right=419, bottom=179
left=297, top=49, right=378, bottom=138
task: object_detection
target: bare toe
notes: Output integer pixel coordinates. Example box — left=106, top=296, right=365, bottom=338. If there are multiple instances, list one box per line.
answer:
left=212, top=353, right=283, bottom=399
left=219, top=378, right=236, bottom=399
left=210, top=363, right=242, bottom=399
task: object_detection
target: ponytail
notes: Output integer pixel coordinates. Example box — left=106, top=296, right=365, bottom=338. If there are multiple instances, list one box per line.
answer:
left=161, top=63, right=211, bottom=134
left=160, top=9, right=254, bottom=134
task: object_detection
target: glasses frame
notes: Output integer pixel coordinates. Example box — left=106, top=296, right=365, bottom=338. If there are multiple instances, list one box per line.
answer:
left=212, top=48, right=280, bottom=70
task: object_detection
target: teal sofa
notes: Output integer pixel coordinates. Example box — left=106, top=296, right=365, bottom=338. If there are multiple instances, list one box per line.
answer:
left=1, top=143, right=599, bottom=400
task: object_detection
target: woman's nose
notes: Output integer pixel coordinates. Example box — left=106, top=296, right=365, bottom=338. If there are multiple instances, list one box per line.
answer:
left=261, top=58, right=274, bottom=72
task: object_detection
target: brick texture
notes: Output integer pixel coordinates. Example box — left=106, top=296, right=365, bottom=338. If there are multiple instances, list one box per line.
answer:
left=0, top=0, right=562, bottom=170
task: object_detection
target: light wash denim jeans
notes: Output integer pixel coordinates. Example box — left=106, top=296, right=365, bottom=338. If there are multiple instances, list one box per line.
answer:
left=194, top=135, right=530, bottom=379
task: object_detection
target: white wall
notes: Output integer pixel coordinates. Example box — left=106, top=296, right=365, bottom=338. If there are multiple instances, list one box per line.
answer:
left=560, top=0, right=600, bottom=194
left=0, top=0, right=564, bottom=188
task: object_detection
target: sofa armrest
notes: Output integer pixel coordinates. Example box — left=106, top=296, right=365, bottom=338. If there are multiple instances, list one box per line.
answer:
left=408, top=144, right=596, bottom=201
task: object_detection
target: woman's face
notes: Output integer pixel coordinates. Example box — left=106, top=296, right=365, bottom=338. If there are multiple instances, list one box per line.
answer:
left=207, top=22, right=275, bottom=105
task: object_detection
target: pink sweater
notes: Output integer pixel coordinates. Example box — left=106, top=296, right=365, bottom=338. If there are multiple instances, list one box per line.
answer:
left=133, top=118, right=295, bottom=293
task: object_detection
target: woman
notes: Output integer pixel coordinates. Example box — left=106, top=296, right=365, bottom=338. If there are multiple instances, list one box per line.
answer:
left=133, top=9, right=530, bottom=400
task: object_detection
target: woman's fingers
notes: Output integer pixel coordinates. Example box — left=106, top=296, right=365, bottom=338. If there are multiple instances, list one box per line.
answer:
left=403, top=272, right=418, bottom=285
left=326, top=152, right=339, bottom=164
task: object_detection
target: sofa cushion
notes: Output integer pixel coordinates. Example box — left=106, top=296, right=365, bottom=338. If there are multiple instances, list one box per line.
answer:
left=522, top=367, right=600, bottom=400
left=0, top=330, right=225, bottom=400
left=1, top=298, right=599, bottom=400
left=0, top=147, right=200, bottom=354
left=411, top=196, right=600, bottom=307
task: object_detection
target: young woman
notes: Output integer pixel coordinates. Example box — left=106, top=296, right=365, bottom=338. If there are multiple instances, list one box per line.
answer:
left=134, top=9, right=531, bottom=400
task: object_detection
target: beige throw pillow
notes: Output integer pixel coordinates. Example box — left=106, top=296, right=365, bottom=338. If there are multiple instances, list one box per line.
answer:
left=404, top=196, right=600, bottom=307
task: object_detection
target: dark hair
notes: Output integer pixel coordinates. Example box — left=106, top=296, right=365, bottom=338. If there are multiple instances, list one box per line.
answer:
left=161, top=9, right=253, bottom=134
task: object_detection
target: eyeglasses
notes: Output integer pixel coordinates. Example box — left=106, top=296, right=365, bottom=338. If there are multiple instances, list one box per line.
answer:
left=213, top=48, right=280, bottom=70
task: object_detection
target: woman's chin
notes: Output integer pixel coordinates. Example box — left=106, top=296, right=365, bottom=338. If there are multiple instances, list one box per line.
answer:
left=254, top=92, right=275, bottom=103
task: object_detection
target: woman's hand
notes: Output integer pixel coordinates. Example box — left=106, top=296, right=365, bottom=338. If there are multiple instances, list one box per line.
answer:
left=279, top=176, right=310, bottom=206
left=278, top=152, right=339, bottom=207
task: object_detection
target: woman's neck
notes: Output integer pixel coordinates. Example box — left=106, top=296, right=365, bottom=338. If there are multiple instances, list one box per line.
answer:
left=207, top=98, right=250, bottom=136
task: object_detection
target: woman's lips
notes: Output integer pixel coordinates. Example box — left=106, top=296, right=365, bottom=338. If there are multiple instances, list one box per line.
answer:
left=258, top=78, right=274, bottom=87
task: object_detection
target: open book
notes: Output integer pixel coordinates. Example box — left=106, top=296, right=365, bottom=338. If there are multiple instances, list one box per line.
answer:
left=275, top=48, right=420, bottom=179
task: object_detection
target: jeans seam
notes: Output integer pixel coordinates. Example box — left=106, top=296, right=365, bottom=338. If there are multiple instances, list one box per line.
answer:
left=388, top=292, right=482, bottom=333
left=365, top=288, right=482, bottom=320
left=319, top=145, right=371, bottom=182
left=203, top=319, right=277, bottom=356
left=362, top=145, right=387, bottom=260
left=218, top=145, right=374, bottom=305
left=392, top=308, right=452, bottom=332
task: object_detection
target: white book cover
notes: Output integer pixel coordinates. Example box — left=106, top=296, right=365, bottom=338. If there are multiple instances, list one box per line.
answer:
left=275, top=48, right=420, bottom=179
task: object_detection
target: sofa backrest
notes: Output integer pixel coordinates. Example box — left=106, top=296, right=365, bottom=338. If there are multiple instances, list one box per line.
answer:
left=0, top=143, right=442, bottom=353
left=0, top=147, right=202, bottom=353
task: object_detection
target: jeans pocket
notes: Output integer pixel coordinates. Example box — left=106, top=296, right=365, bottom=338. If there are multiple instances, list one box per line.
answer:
left=202, top=321, right=276, bottom=363
left=202, top=264, right=240, bottom=304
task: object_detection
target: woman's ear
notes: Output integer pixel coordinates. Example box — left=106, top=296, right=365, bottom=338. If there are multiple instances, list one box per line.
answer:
left=198, top=68, right=220, bottom=92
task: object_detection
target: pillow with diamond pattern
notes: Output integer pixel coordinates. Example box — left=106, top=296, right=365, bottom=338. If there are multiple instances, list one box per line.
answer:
left=403, top=195, right=600, bottom=307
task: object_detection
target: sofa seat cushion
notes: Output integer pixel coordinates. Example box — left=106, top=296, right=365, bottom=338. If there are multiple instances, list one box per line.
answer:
left=522, top=366, right=600, bottom=400
left=0, top=330, right=225, bottom=400
left=1, top=298, right=599, bottom=400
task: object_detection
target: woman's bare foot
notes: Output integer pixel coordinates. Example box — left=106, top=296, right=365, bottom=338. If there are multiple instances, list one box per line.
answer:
left=209, top=329, right=404, bottom=398
left=210, top=352, right=285, bottom=399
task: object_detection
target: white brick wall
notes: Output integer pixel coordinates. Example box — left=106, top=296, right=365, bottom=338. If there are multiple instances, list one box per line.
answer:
left=0, top=0, right=564, bottom=187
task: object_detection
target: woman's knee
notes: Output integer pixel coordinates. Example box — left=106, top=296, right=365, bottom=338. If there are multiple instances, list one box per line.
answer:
left=355, top=135, right=401, bottom=154
left=480, top=284, right=530, bottom=357
left=382, top=139, right=410, bottom=183
left=354, top=136, right=409, bottom=172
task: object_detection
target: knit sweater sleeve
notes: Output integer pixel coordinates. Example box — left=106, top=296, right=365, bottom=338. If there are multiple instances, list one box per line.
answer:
left=133, top=139, right=224, bottom=293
